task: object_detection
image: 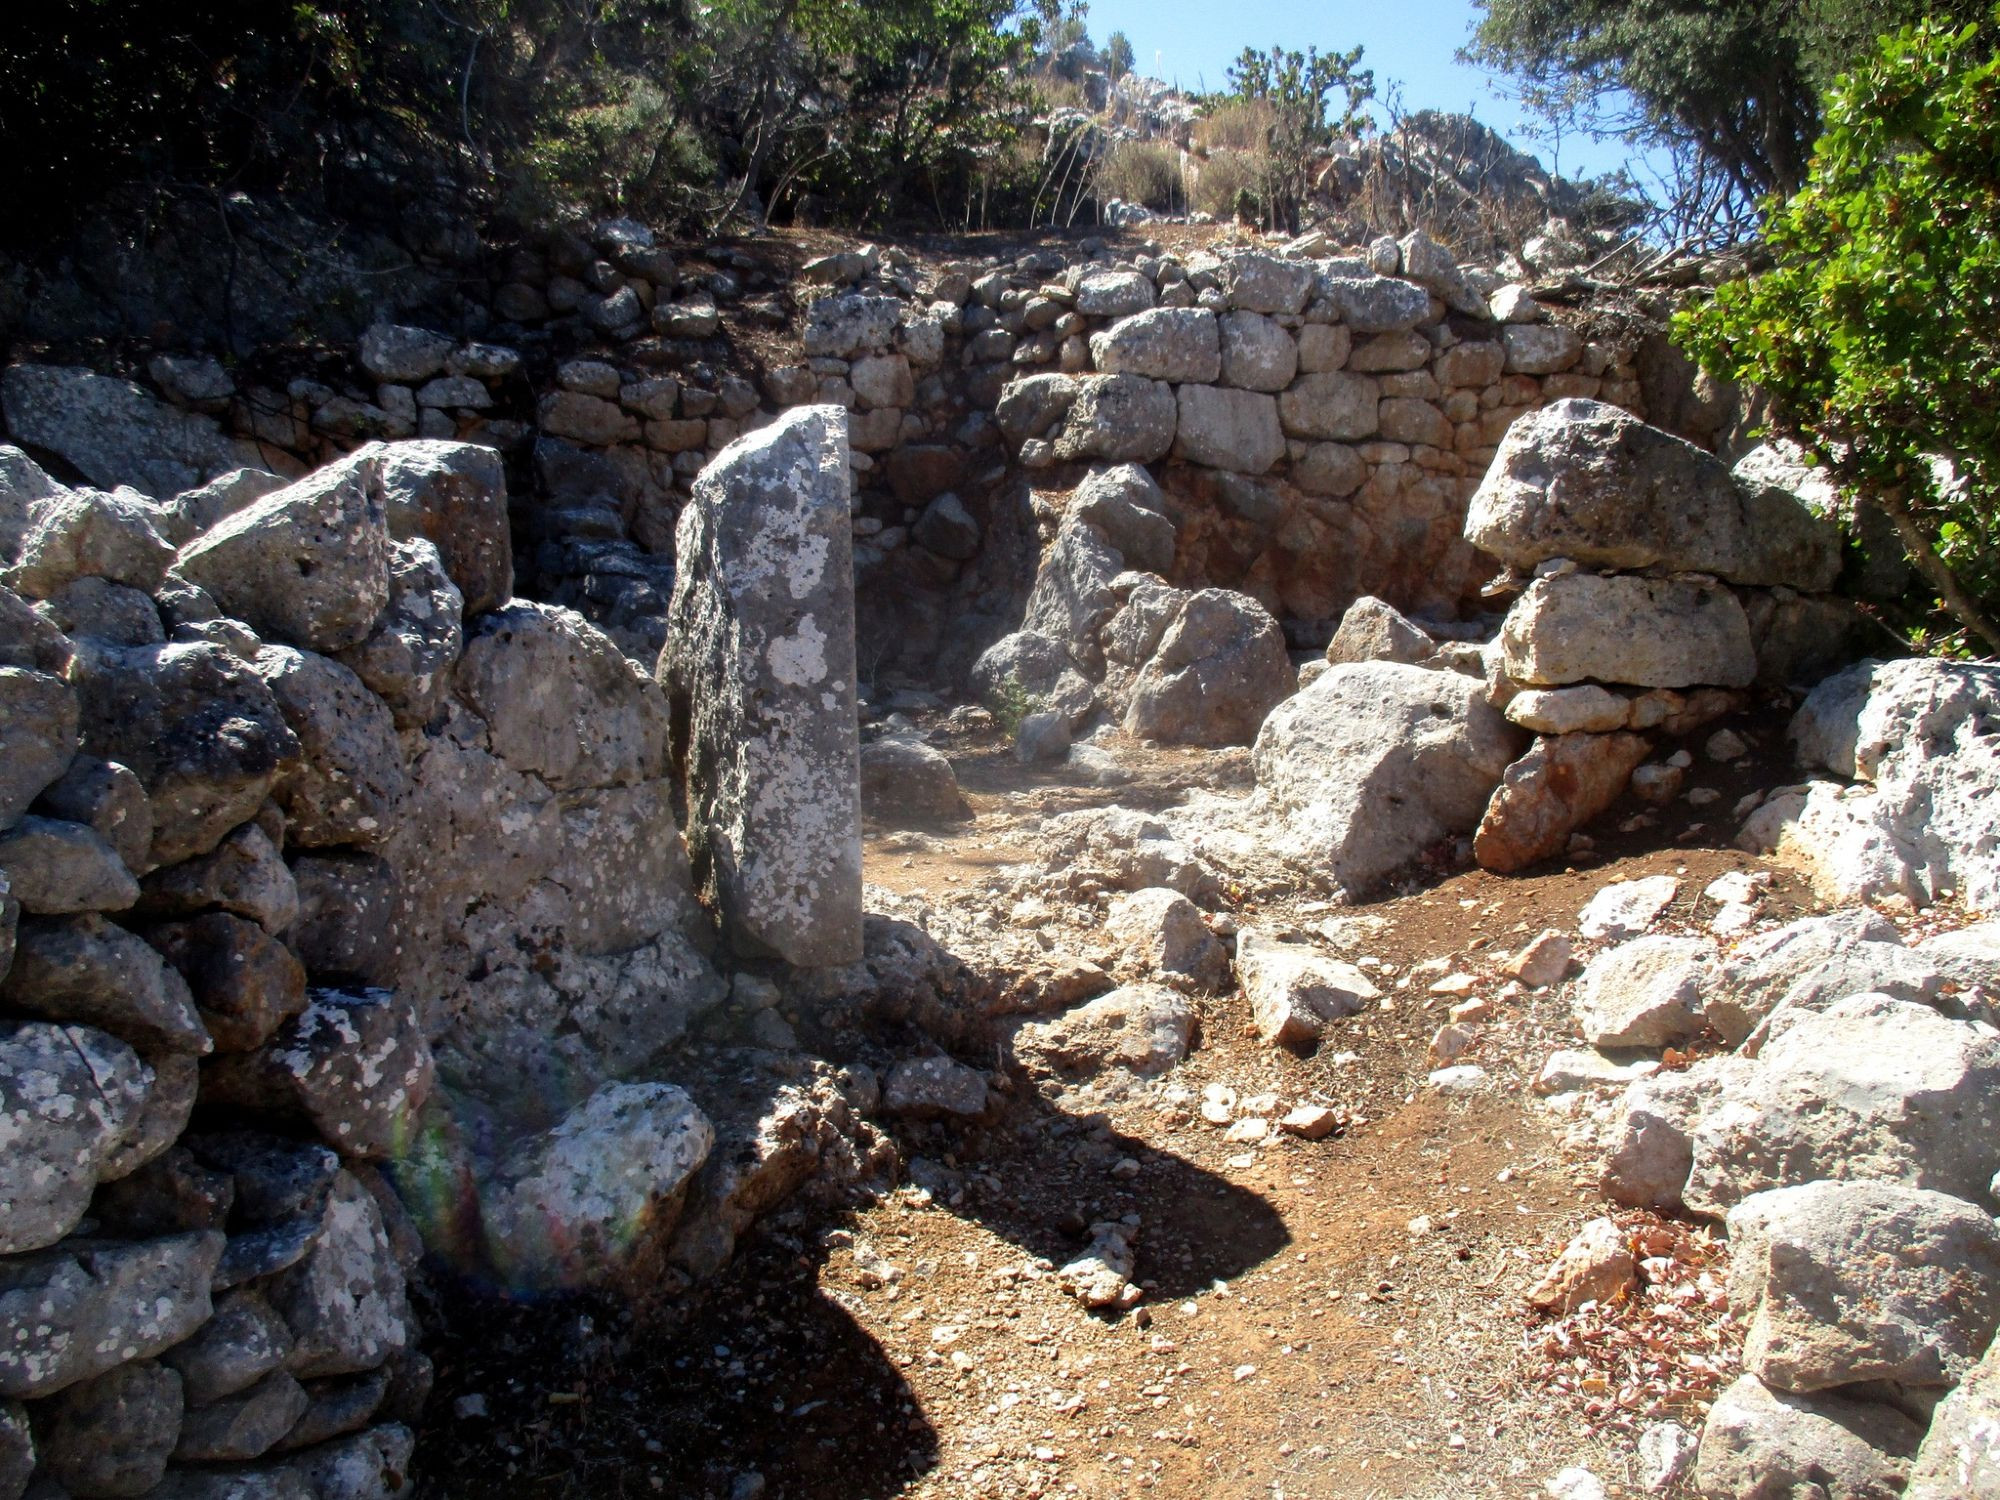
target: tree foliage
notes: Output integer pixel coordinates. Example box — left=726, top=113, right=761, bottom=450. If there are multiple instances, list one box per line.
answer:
left=1466, top=0, right=1989, bottom=241
left=1104, top=31, right=1135, bottom=82
left=1217, top=44, right=1375, bottom=233
left=1675, top=8, right=2000, bottom=652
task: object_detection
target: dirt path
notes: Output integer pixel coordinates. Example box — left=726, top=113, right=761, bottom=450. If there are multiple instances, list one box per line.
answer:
left=415, top=711, right=1827, bottom=1500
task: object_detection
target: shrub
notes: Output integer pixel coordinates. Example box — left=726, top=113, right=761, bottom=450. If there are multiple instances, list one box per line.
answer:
left=1096, top=140, right=1181, bottom=210
left=1189, top=149, right=1267, bottom=222
left=1675, top=8, right=2000, bottom=652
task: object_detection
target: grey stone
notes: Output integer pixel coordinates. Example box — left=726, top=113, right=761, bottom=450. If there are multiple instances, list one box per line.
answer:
left=1068, top=465, right=1174, bottom=575
left=0, top=666, right=79, bottom=832
left=1, top=365, right=240, bottom=498
left=185, top=1133, right=341, bottom=1225
left=456, top=602, right=668, bottom=791
left=269, top=1422, right=414, bottom=1500
left=661, top=406, right=862, bottom=967
left=1317, top=275, right=1430, bottom=333
left=251, top=648, right=407, bottom=848
left=284, top=853, right=398, bottom=987
left=1704, top=909, right=1902, bottom=1047
left=67, top=637, right=303, bottom=867
left=174, top=447, right=393, bottom=653
left=267, top=1174, right=413, bottom=1377
left=276, top=1369, right=388, bottom=1452
left=1173, top=385, right=1284, bottom=474
left=1499, top=573, right=1756, bottom=689
left=883, top=1056, right=990, bottom=1119
left=1728, top=1179, right=2000, bottom=1391
left=911, top=493, right=980, bottom=561
left=1104, top=887, right=1228, bottom=988
left=1909, top=1336, right=2000, bottom=1498
left=0, top=1231, right=223, bottom=1397
left=1089, top=309, right=1220, bottom=384
left=9, top=486, right=177, bottom=600
left=0, top=1020, right=151, bottom=1252
left=374, top=441, right=512, bottom=616
left=1694, top=1374, right=1919, bottom=1500
left=1501, top=323, right=1584, bottom=375
left=1051, top=375, right=1177, bottom=464
left=169, top=469, right=287, bottom=540
left=803, top=294, right=902, bottom=358
left=1466, top=400, right=1841, bottom=589
left=1503, top=685, right=1629, bottom=735
left=33, top=576, right=163, bottom=645
left=860, top=738, right=969, bottom=824
left=138, top=823, right=298, bottom=935
left=1685, top=995, right=2000, bottom=1215
left=333, top=538, right=462, bottom=731
left=1074, top=269, right=1156, bottom=317
left=1218, top=311, right=1299, bottom=392
left=0, top=816, right=139, bottom=913
left=1, top=915, right=209, bottom=1053
left=213, top=1215, right=323, bottom=1290
left=1325, top=596, right=1433, bottom=666
left=176, top=1370, right=312, bottom=1462
left=0, top=1401, right=28, bottom=1500
left=357, top=326, right=453, bottom=383
left=34, top=1358, right=184, bottom=1496
left=1397, top=231, right=1486, bottom=317
left=482, top=1083, right=713, bottom=1291
left=100, top=1047, right=199, bottom=1183
left=1125, top=589, right=1293, bottom=746
left=162, top=1289, right=296, bottom=1405
left=970, top=631, right=1069, bottom=714
left=33, top=757, right=152, bottom=875
left=0, top=446, right=62, bottom=562
left=1223, top=253, right=1315, bottom=315
left=0, top=581, right=74, bottom=671
left=1237, top=929, right=1379, bottom=1045
left=145, top=913, right=307, bottom=1054
left=1009, top=984, right=1192, bottom=1082
left=1015, top=711, right=1071, bottom=764
left=1253, top=662, right=1524, bottom=894
left=203, top=988, right=433, bottom=1160
left=1278, top=371, right=1380, bottom=441
left=1572, top=936, right=1715, bottom=1049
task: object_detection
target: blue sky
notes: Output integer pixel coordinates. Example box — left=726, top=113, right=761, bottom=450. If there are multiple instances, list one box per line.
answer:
left=1081, top=0, right=1645, bottom=183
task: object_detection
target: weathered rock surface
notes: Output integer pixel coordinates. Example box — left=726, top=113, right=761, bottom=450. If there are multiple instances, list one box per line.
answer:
left=1051, top=375, right=1177, bottom=464
left=266, top=1174, right=412, bottom=1378
left=1474, top=731, right=1650, bottom=873
left=2, top=364, right=241, bottom=498
left=1088, top=308, right=1220, bottom=384
left=252, top=647, right=408, bottom=847
left=0, top=665, right=79, bottom=832
left=0, top=1020, right=152, bottom=1252
left=373, top=441, right=512, bottom=616
left=859, top=737, right=969, bottom=824
left=1173, top=385, right=1285, bottom=474
left=1324, top=596, right=1434, bottom=667
left=1695, top=1374, right=1919, bottom=1500
left=1253, top=662, right=1523, bottom=893
left=1105, top=888, right=1227, bottom=989
left=34, top=1357, right=185, bottom=1495
left=1728, top=1179, right=2000, bottom=1392
left=1124, top=589, right=1292, bottom=747
left=1236, top=929, right=1379, bottom=1045
left=1685, top=995, right=2000, bottom=1215
left=174, top=448, right=392, bottom=653
left=1, top=914, right=210, bottom=1053
left=1909, top=1336, right=2000, bottom=1498
left=483, top=1082, right=714, bottom=1291
left=1466, top=400, right=1840, bottom=588
left=1744, top=659, right=2000, bottom=910
left=0, top=814, right=139, bottom=912
left=1572, top=935, right=1713, bottom=1049
left=1010, top=985, right=1192, bottom=1084
left=1499, top=573, right=1756, bottom=689
left=662, top=406, right=862, bottom=967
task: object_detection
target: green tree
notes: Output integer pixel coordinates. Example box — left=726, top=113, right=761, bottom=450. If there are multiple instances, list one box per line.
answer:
left=1105, top=30, right=1135, bottom=81
left=1676, top=9, right=2000, bottom=652
left=1465, top=0, right=1988, bottom=237
left=1221, top=43, right=1374, bottom=233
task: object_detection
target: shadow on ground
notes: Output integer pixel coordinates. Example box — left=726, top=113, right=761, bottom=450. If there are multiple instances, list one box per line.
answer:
left=414, top=1060, right=1288, bottom=1500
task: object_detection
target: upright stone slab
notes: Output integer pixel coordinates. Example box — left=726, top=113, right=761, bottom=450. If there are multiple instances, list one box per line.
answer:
left=661, top=406, right=862, bottom=966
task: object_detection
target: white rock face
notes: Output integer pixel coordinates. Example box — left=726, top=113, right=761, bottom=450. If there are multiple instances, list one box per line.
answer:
left=1572, top=935, right=1714, bottom=1049
left=1684, top=994, right=2000, bottom=1215
left=1727, top=1179, right=2000, bottom=1392
left=1500, top=572, right=1756, bottom=689
left=1252, top=661, right=1524, bottom=894
left=1466, top=399, right=1840, bottom=588
left=1742, top=658, right=2000, bottom=910
left=1576, top=875, right=1679, bottom=941
left=661, top=406, right=862, bottom=967
left=483, top=1082, right=714, bottom=1291
left=1236, top=928, right=1380, bottom=1045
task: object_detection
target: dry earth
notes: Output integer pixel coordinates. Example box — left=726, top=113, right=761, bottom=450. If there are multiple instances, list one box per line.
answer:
left=414, top=700, right=1933, bottom=1500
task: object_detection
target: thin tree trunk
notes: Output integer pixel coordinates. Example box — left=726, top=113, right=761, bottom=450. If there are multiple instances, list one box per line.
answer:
left=1873, top=484, right=2000, bottom=655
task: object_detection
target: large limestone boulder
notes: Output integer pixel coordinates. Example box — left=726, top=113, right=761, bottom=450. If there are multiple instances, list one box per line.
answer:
left=0, top=1020, right=153, bottom=1252
left=0, top=665, right=78, bottom=832
left=1704, top=909, right=1902, bottom=1047
left=1743, top=658, right=2000, bottom=911
left=1727, top=1180, right=2000, bottom=1392
left=174, top=447, right=394, bottom=653
left=1694, top=1374, right=1919, bottom=1500
left=1124, top=589, right=1293, bottom=747
left=252, top=647, right=409, bottom=848
left=1499, top=572, right=1756, bottom=689
left=1067, top=465, right=1175, bottom=575
left=1051, top=375, right=1177, bottom=464
left=1466, top=399, right=1840, bottom=588
left=1684, top=994, right=2000, bottom=1215
left=373, top=441, right=512, bottom=616
left=1253, top=661, right=1525, bottom=893
left=661, top=405, right=862, bottom=967
left=1, top=365, right=242, bottom=498
left=1217, top=310, right=1299, bottom=392
left=266, top=1172, right=412, bottom=1377
left=1173, top=385, right=1285, bottom=474
left=1022, top=519, right=1123, bottom=674
left=1089, top=308, right=1220, bottom=384
left=67, top=640, right=300, bottom=867
left=482, top=1082, right=714, bottom=1291
left=1571, top=935, right=1714, bottom=1049
left=8, top=485, right=178, bottom=600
